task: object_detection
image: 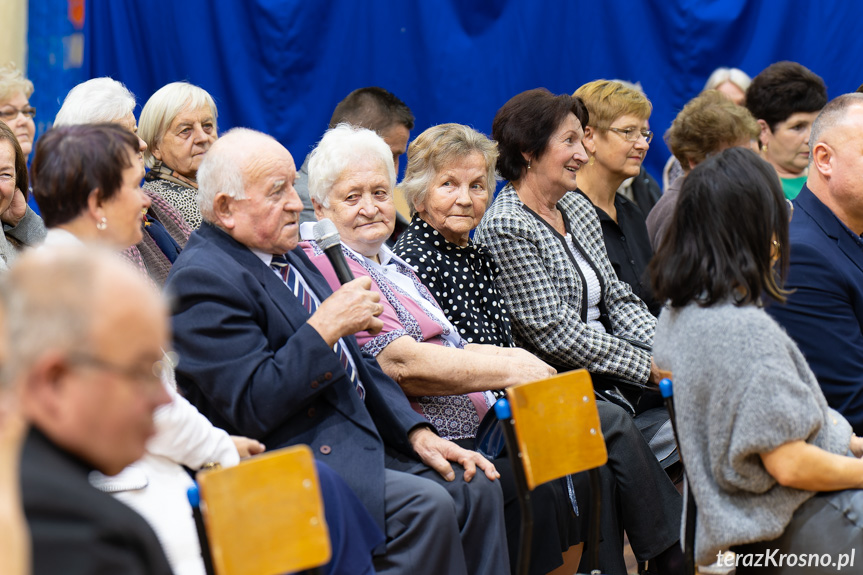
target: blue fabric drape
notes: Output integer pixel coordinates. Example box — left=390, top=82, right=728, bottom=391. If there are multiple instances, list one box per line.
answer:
left=28, top=0, right=863, bottom=180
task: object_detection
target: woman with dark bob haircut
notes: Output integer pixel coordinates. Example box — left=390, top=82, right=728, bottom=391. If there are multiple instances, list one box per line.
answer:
left=652, top=147, right=863, bottom=570
left=32, top=123, right=151, bottom=251
left=746, top=61, right=827, bottom=200
left=477, top=88, right=670, bottom=412
left=476, top=88, right=684, bottom=574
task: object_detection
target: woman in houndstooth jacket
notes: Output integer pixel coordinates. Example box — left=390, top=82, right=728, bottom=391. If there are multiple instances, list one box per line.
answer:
left=475, top=89, right=667, bottom=406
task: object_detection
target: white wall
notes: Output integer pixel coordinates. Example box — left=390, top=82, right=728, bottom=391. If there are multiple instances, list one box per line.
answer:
left=0, top=0, right=28, bottom=72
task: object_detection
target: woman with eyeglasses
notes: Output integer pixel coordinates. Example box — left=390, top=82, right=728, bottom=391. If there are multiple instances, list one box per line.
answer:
left=0, top=64, right=35, bottom=160
left=0, top=64, right=46, bottom=245
left=139, top=81, right=219, bottom=230
left=572, top=80, right=659, bottom=316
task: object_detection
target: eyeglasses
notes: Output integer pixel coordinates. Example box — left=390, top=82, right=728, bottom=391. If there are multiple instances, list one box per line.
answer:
left=0, top=106, right=36, bottom=122
left=606, top=127, right=653, bottom=144
left=66, top=350, right=178, bottom=391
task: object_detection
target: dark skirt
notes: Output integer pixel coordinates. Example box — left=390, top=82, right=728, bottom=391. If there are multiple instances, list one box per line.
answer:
left=454, top=438, right=587, bottom=575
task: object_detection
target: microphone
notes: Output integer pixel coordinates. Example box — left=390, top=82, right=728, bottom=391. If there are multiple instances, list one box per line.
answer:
left=313, top=218, right=355, bottom=285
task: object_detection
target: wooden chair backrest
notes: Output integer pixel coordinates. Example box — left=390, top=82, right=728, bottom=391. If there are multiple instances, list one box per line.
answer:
left=506, top=369, right=608, bottom=490
left=197, top=444, right=331, bottom=575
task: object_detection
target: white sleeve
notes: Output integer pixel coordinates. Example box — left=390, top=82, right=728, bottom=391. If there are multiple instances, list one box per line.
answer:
left=146, top=377, right=241, bottom=469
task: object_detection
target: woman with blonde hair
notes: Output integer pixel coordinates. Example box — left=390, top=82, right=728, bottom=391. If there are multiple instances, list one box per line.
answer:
left=573, top=80, right=658, bottom=314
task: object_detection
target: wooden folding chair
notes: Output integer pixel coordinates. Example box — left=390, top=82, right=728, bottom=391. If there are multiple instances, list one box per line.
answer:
left=659, top=378, right=696, bottom=575
left=190, top=444, right=331, bottom=575
left=494, top=369, right=608, bottom=575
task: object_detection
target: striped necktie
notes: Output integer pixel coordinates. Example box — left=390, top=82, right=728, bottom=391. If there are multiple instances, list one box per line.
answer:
left=271, top=255, right=364, bottom=400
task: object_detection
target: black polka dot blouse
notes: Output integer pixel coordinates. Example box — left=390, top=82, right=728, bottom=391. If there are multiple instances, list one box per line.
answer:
left=393, top=216, right=514, bottom=348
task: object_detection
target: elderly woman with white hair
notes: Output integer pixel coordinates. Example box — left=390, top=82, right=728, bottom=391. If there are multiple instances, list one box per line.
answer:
left=54, top=77, right=192, bottom=285
left=139, top=81, right=218, bottom=230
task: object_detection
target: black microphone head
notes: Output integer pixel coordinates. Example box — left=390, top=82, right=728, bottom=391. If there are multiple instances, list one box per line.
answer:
left=313, top=218, right=342, bottom=251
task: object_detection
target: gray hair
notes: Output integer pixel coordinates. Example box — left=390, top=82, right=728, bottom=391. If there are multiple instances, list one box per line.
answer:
left=196, top=127, right=280, bottom=223
left=808, top=93, right=863, bottom=164
left=53, top=77, right=136, bottom=127
left=0, top=63, right=33, bottom=103
left=398, top=123, right=499, bottom=216
left=307, top=123, right=395, bottom=208
left=0, top=247, right=127, bottom=384
left=139, top=81, right=218, bottom=169
left=703, top=67, right=752, bottom=93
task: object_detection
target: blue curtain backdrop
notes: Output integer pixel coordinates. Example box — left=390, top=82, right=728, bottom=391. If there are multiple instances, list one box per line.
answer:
left=28, top=0, right=863, bottom=181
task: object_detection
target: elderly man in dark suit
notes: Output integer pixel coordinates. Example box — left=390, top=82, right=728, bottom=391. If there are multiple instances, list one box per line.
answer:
left=11, top=248, right=174, bottom=575
left=166, top=127, right=508, bottom=575
left=768, top=93, right=863, bottom=434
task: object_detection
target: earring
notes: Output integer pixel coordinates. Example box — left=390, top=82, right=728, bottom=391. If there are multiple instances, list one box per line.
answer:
left=588, top=156, right=595, bottom=166
left=527, top=159, right=532, bottom=170
left=96, top=217, right=108, bottom=231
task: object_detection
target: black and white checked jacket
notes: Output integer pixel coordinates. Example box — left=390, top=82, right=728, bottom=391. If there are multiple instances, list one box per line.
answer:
left=475, top=184, right=655, bottom=383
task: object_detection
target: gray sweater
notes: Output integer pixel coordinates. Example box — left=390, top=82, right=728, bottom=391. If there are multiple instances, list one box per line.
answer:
left=0, top=206, right=47, bottom=271
left=654, top=300, right=852, bottom=564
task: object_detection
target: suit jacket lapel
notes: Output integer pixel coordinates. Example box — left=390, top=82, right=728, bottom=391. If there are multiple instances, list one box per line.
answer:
left=199, top=224, right=314, bottom=334
left=198, top=224, right=381, bottom=434
left=797, top=186, right=863, bottom=274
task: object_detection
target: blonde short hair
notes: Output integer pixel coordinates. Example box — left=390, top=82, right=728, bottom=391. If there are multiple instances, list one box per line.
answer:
left=0, top=63, right=34, bottom=103
left=573, top=79, right=652, bottom=129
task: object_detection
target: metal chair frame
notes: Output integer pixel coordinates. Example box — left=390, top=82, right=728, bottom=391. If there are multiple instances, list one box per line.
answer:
left=494, top=369, right=609, bottom=575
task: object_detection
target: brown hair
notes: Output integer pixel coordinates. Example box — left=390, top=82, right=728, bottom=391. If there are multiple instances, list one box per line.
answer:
left=32, top=124, right=140, bottom=228
left=651, top=147, right=790, bottom=308
left=665, top=90, right=759, bottom=169
left=493, top=88, right=589, bottom=182
left=0, top=120, right=28, bottom=199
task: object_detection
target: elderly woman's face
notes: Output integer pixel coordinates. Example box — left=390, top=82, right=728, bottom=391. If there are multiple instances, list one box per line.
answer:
left=100, top=148, right=151, bottom=250
left=315, top=157, right=395, bottom=257
left=0, top=91, right=36, bottom=156
left=417, top=152, right=489, bottom=247
left=0, top=140, right=17, bottom=215
left=152, top=104, right=217, bottom=180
